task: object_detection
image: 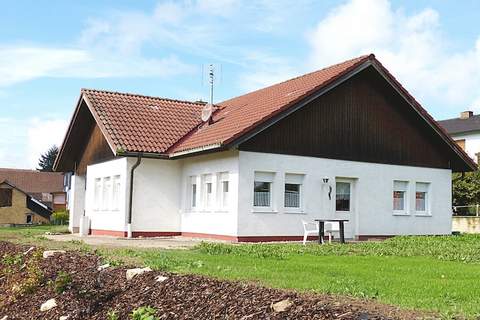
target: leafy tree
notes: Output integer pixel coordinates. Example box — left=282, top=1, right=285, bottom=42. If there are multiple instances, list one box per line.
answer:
left=37, top=145, right=59, bottom=172
left=452, top=170, right=480, bottom=207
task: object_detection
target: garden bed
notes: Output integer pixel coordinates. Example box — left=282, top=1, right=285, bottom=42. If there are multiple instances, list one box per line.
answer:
left=0, top=241, right=427, bottom=319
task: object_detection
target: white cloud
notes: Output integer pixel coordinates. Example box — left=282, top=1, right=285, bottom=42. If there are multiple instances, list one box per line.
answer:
left=0, top=45, right=193, bottom=87
left=0, top=47, right=90, bottom=86
left=307, top=0, right=480, bottom=114
left=0, top=117, right=68, bottom=169
left=27, top=118, right=69, bottom=169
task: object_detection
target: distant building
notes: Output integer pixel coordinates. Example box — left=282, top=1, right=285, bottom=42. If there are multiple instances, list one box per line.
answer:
left=0, top=168, right=66, bottom=211
left=0, top=180, right=52, bottom=225
left=438, top=111, right=480, bottom=164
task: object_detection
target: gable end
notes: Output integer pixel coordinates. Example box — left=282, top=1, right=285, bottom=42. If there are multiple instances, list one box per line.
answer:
left=239, top=66, right=470, bottom=171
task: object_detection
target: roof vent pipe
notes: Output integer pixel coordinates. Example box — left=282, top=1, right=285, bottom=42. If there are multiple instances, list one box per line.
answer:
left=127, top=154, right=142, bottom=238
left=460, top=111, right=473, bottom=119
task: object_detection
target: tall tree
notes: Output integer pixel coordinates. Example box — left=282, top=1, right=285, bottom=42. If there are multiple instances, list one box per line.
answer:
left=37, top=145, right=59, bottom=172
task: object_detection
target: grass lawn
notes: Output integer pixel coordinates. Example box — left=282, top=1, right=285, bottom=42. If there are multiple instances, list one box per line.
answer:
left=2, top=225, right=480, bottom=318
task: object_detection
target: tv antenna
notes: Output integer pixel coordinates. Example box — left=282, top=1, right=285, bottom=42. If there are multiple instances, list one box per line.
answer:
left=200, top=64, right=221, bottom=124
left=208, top=64, right=215, bottom=104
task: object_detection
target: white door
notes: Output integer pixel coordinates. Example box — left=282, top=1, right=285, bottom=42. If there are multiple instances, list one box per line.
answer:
left=334, top=178, right=357, bottom=239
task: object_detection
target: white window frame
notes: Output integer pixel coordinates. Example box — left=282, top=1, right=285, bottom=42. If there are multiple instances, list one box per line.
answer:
left=218, top=172, right=230, bottom=210
left=393, top=180, right=409, bottom=215
left=252, top=171, right=276, bottom=213
left=188, top=176, right=198, bottom=210
left=335, top=179, right=352, bottom=213
left=202, top=174, right=214, bottom=209
left=112, top=175, right=121, bottom=211
left=415, top=182, right=431, bottom=216
left=94, top=178, right=102, bottom=211
left=284, top=173, right=305, bottom=213
left=102, top=177, right=112, bottom=211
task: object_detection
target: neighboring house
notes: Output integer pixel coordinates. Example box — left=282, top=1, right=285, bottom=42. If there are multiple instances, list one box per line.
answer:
left=0, top=180, right=52, bottom=225
left=438, top=111, right=480, bottom=164
left=0, top=168, right=67, bottom=211
left=54, top=54, right=475, bottom=241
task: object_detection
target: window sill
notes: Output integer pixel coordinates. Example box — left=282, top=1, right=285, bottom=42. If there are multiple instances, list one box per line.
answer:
left=392, top=212, right=410, bottom=216
left=284, top=209, right=305, bottom=214
left=414, top=213, right=432, bottom=217
left=252, top=208, right=278, bottom=214
left=184, top=209, right=230, bottom=214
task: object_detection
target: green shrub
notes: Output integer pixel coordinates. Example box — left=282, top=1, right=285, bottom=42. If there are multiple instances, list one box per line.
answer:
left=51, top=211, right=69, bottom=225
left=107, top=310, right=119, bottom=320
left=130, top=306, right=159, bottom=320
left=53, top=271, right=72, bottom=293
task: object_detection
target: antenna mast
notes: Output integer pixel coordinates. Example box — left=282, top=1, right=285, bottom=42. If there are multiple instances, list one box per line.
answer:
left=208, top=64, right=214, bottom=104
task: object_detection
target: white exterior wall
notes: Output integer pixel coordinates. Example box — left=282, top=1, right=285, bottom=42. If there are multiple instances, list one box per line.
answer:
left=451, top=131, right=480, bottom=163
left=128, top=157, right=182, bottom=232
left=68, top=175, right=85, bottom=233
left=180, top=151, right=239, bottom=236
left=238, top=151, right=452, bottom=238
left=85, top=158, right=129, bottom=232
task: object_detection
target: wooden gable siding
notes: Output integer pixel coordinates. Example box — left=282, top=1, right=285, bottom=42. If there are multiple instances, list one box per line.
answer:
left=239, top=67, right=455, bottom=170
left=76, top=123, right=115, bottom=175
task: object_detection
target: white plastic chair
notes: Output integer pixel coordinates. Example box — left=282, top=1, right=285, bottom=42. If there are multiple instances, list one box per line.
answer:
left=324, top=222, right=340, bottom=243
left=302, top=220, right=319, bottom=245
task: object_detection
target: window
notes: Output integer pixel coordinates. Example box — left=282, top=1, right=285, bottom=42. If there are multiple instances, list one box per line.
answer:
left=254, top=182, right=271, bottom=207
left=26, top=214, right=32, bottom=224
left=222, top=181, right=229, bottom=207
left=53, top=193, right=66, bottom=204
left=335, top=182, right=351, bottom=212
left=206, top=182, right=213, bottom=207
left=253, top=172, right=274, bottom=208
left=191, top=184, right=197, bottom=207
left=284, top=173, right=304, bottom=209
left=201, top=174, right=214, bottom=208
left=112, top=175, right=121, bottom=210
left=415, top=182, right=429, bottom=212
left=0, top=188, right=12, bottom=207
left=94, top=178, right=102, bottom=210
left=393, top=181, right=408, bottom=212
left=284, top=184, right=300, bottom=207
left=102, top=177, right=111, bottom=210
left=218, top=172, right=229, bottom=208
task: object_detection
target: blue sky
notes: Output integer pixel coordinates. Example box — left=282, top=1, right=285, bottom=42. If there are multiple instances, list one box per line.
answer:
left=1, top=0, right=480, bottom=169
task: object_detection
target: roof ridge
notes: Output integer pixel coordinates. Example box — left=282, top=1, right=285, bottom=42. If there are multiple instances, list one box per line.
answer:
left=438, top=114, right=480, bottom=122
left=219, top=54, right=373, bottom=105
left=81, top=88, right=207, bottom=106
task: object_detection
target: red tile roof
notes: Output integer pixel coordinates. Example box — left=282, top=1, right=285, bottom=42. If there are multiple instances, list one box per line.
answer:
left=0, top=168, right=64, bottom=194
left=82, top=89, right=205, bottom=153
left=59, top=53, right=475, bottom=171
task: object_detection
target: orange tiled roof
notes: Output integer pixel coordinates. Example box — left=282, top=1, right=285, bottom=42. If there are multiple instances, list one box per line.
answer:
left=81, top=55, right=371, bottom=156
left=64, top=54, right=475, bottom=171
left=82, top=89, right=205, bottom=153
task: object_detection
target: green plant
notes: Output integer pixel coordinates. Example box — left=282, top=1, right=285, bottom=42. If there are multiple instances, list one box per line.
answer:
left=53, top=271, right=72, bottom=293
left=130, top=306, right=159, bottom=320
left=51, top=211, right=69, bottom=225
left=107, top=310, right=120, bottom=320
left=18, top=250, right=44, bottom=294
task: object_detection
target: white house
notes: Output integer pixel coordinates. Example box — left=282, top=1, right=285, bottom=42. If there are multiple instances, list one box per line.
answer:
left=54, top=54, right=476, bottom=241
left=438, top=111, right=480, bottom=164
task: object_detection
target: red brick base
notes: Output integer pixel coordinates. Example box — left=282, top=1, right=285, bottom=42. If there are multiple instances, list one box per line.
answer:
left=90, top=229, right=181, bottom=238
left=356, top=235, right=394, bottom=241
left=89, top=229, right=326, bottom=242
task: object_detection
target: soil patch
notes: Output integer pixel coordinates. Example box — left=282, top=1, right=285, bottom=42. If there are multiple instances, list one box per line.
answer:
left=0, top=241, right=432, bottom=319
